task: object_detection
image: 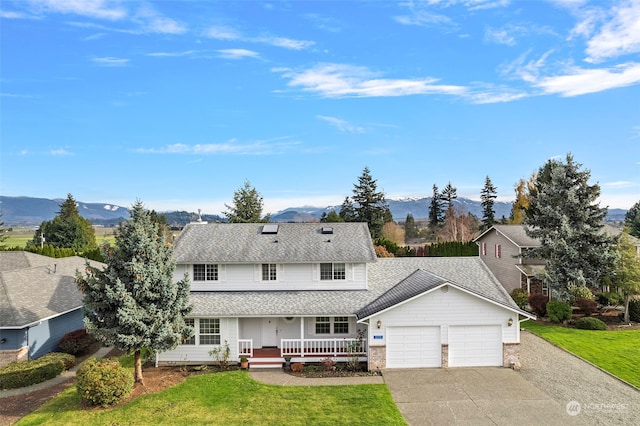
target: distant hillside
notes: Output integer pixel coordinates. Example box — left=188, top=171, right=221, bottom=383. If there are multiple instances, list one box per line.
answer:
left=0, top=195, right=627, bottom=227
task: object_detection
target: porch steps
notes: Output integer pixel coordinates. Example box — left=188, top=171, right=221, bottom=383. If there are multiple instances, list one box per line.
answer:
left=248, top=357, right=284, bottom=369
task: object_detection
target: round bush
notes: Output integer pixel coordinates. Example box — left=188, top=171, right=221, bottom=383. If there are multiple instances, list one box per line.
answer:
left=546, top=300, right=572, bottom=323
left=510, top=288, right=529, bottom=310
left=597, top=291, right=623, bottom=306
left=528, top=294, right=549, bottom=317
left=575, top=317, right=607, bottom=330
left=59, top=329, right=98, bottom=356
left=76, top=358, right=133, bottom=407
left=568, top=284, right=594, bottom=304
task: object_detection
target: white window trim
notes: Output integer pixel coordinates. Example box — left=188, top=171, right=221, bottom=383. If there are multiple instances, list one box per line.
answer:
left=193, top=264, right=221, bottom=282
left=313, top=316, right=350, bottom=335
left=320, top=263, right=346, bottom=281
left=182, top=318, right=222, bottom=346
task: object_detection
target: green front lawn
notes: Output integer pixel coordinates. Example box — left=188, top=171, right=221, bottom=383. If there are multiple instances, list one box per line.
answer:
left=17, top=370, right=405, bottom=426
left=522, top=321, right=640, bottom=388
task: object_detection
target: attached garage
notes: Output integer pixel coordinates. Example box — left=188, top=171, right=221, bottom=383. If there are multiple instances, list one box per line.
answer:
left=448, top=325, right=503, bottom=367
left=356, top=267, right=536, bottom=371
left=386, top=326, right=441, bottom=368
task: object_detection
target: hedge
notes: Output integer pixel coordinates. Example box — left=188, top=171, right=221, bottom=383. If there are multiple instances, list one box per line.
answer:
left=0, top=352, right=75, bottom=390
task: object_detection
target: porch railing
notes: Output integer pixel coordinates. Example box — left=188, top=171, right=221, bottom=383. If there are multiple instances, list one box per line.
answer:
left=280, top=338, right=367, bottom=357
left=238, top=339, right=253, bottom=357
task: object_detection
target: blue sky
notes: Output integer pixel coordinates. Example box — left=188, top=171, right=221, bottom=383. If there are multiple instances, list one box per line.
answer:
left=1, top=0, right=639, bottom=216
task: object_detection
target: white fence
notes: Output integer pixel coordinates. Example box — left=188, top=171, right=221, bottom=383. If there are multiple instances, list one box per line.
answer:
left=280, top=338, right=367, bottom=357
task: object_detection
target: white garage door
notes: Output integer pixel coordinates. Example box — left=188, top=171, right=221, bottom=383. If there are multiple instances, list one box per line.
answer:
left=386, top=326, right=441, bottom=368
left=448, top=325, right=502, bottom=367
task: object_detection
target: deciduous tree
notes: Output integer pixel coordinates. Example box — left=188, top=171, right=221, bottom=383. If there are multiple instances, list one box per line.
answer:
left=76, top=201, right=192, bottom=385
left=614, top=231, right=640, bottom=323
left=223, top=181, right=270, bottom=223
left=524, top=154, right=616, bottom=300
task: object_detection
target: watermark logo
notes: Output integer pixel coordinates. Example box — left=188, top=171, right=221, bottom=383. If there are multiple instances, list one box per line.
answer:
left=566, top=400, right=628, bottom=416
left=566, top=400, right=581, bottom=416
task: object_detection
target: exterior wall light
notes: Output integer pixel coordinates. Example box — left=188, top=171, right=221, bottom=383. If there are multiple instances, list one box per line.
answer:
left=376, top=320, right=382, bottom=329
left=507, top=318, right=514, bottom=327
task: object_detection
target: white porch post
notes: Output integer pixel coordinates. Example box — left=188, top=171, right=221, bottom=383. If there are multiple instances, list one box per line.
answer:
left=300, top=317, right=305, bottom=358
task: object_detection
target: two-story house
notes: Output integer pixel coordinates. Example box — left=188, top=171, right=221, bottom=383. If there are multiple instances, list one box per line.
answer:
left=156, top=222, right=534, bottom=370
left=473, top=225, right=546, bottom=296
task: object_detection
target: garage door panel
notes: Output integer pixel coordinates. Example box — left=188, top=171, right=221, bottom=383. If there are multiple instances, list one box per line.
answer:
left=387, top=326, right=441, bottom=368
left=449, top=325, right=502, bottom=367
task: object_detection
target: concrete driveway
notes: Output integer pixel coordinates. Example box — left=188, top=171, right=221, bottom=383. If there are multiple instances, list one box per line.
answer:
left=383, top=367, right=581, bottom=426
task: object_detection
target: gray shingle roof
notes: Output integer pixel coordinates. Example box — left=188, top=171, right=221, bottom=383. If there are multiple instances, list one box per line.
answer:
left=474, top=225, right=540, bottom=248
left=0, top=252, right=104, bottom=328
left=173, top=222, right=377, bottom=264
left=187, top=257, right=527, bottom=318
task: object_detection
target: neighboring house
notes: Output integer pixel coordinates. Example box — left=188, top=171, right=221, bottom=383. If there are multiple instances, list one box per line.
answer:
left=474, top=225, right=545, bottom=296
left=474, top=224, right=640, bottom=296
left=0, top=252, right=103, bottom=366
left=156, top=222, right=534, bottom=370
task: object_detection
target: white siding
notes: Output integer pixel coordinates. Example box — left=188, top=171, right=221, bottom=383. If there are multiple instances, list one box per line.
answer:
left=157, top=317, right=239, bottom=364
left=185, top=262, right=368, bottom=291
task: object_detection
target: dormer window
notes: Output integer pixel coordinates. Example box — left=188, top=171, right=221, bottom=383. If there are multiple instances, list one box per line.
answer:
left=262, top=263, right=277, bottom=281
left=194, top=264, right=218, bottom=281
left=320, top=263, right=346, bottom=280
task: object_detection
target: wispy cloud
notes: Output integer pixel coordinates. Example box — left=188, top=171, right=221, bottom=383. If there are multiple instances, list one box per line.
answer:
left=274, top=63, right=467, bottom=98
left=132, top=4, right=187, bottom=35
left=583, top=0, right=640, bottom=63
left=91, top=56, right=129, bottom=67
left=136, top=138, right=300, bottom=155
left=534, top=62, right=640, bottom=96
left=147, top=50, right=200, bottom=57
left=317, top=116, right=365, bottom=134
left=203, top=25, right=314, bottom=50
left=49, top=148, right=73, bottom=156
left=1, top=93, right=39, bottom=98
left=217, top=49, right=260, bottom=60
left=27, top=0, right=127, bottom=21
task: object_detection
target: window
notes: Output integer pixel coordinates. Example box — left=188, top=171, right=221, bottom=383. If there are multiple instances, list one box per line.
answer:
left=333, top=316, right=349, bottom=334
left=315, top=317, right=331, bottom=334
left=481, top=242, right=487, bottom=256
left=183, top=319, right=195, bottom=345
left=193, top=264, right=218, bottom=281
left=495, top=244, right=502, bottom=258
left=320, top=263, right=346, bottom=280
left=262, top=264, right=277, bottom=281
left=542, top=281, right=549, bottom=296
left=199, top=318, right=221, bottom=345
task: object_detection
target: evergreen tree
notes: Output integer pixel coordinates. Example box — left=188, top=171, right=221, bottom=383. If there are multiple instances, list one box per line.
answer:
left=614, top=231, right=640, bottom=323
left=480, top=176, right=497, bottom=231
left=441, top=181, right=457, bottom=211
left=30, top=194, right=97, bottom=253
left=223, top=180, right=270, bottom=223
left=320, top=210, right=343, bottom=223
left=351, top=167, right=389, bottom=238
left=428, top=184, right=444, bottom=227
left=339, top=197, right=357, bottom=222
left=524, top=154, right=616, bottom=300
left=624, top=200, right=640, bottom=238
left=76, top=201, right=192, bottom=385
left=404, top=213, right=418, bottom=241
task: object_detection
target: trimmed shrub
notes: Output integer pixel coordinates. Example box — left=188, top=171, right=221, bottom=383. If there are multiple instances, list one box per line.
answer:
left=575, top=317, right=607, bottom=330
left=629, top=299, right=640, bottom=323
left=597, top=291, right=624, bottom=306
left=575, top=298, right=598, bottom=316
left=59, top=329, right=99, bottom=356
left=567, top=283, right=594, bottom=304
left=528, top=294, right=549, bottom=317
left=510, top=288, right=529, bottom=310
left=0, top=352, right=74, bottom=390
left=547, top=300, right=572, bottom=323
left=76, top=358, right=133, bottom=407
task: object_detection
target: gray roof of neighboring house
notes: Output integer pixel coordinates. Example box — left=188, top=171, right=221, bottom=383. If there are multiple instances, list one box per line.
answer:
left=173, top=222, right=377, bottom=264
left=474, top=225, right=540, bottom=248
left=187, top=257, right=527, bottom=318
left=0, top=252, right=104, bottom=328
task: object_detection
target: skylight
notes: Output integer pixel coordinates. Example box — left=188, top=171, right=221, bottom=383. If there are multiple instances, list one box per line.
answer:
left=262, top=224, right=279, bottom=234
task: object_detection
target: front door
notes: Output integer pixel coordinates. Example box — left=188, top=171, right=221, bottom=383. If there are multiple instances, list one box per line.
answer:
left=262, top=318, right=278, bottom=347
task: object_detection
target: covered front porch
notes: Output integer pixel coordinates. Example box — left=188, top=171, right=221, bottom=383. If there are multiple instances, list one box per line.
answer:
left=237, top=316, right=368, bottom=367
